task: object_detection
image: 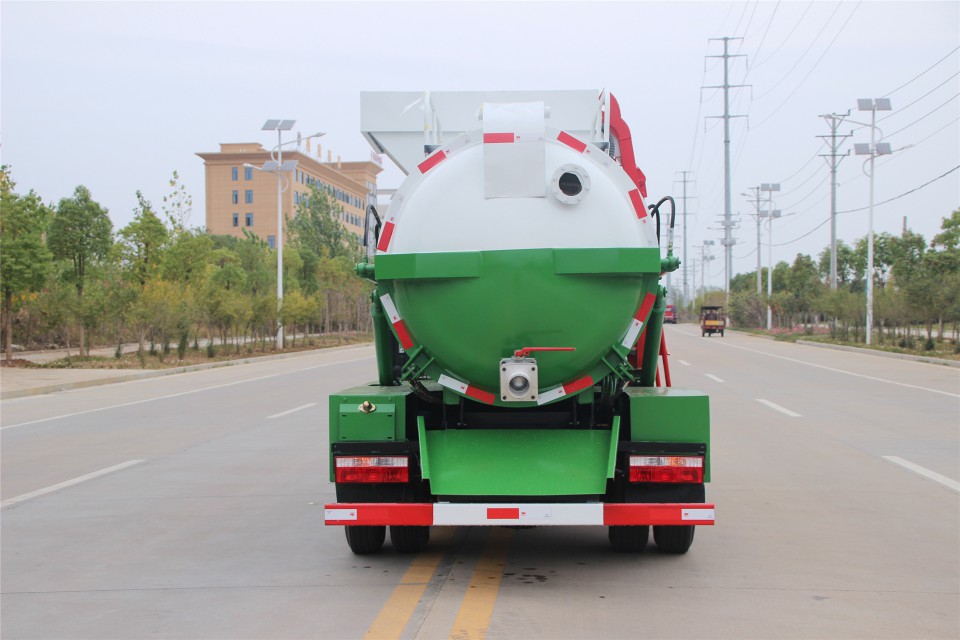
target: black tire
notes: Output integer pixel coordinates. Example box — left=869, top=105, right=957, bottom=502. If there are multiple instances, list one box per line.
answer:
left=653, top=525, right=695, bottom=554
left=344, top=525, right=386, bottom=555
left=389, top=525, right=430, bottom=553
left=720, top=330, right=725, bottom=337
left=702, top=331, right=706, bottom=337
left=608, top=525, right=649, bottom=552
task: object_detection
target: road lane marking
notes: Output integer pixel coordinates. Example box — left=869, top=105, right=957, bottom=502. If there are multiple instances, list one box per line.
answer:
left=882, top=456, right=960, bottom=492
left=1, top=356, right=373, bottom=430
left=267, top=403, right=316, bottom=419
left=364, top=527, right=455, bottom=640
left=757, top=398, right=802, bottom=417
left=449, top=527, right=514, bottom=640
left=704, top=374, right=724, bottom=383
left=678, top=360, right=690, bottom=366
left=1, top=460, right=145, bottom=508
left=685, top=334, right=960, bottom=399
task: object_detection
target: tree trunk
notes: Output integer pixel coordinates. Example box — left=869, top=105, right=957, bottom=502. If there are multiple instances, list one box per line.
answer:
left=3, top=290, right=12, bottom=363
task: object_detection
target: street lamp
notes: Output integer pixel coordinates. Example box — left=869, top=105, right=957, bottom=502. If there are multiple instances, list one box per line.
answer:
left=246, top=119, right=325, bottom=350
left=699, top=240, right=715, bottom=296
left=855, top=98, right=892, bottom=346
left=759, top=209, right=781, bottom=330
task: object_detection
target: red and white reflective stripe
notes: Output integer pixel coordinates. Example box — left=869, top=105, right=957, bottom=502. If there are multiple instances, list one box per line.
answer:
left=376, top=219, right=396, bottom=252
left=379, top=293, right=414, bottom=349
left=417, top=150, right=448, bottom=174
left=628, top=189, right=647, bottom=219
left=621, top=292, right=657, bottom=349
left=536, top=375, right=594, bottom=406
left=483, top=132, right=516, bottom=144
left=557, top=130, right=587, bottom=153
left=324, top=502, right=716, bottom=526
left=437, top=374, right=495, bottom=404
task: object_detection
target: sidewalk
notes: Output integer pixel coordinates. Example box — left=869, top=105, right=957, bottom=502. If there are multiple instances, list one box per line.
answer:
left=0, top=342, right=372, bottom=400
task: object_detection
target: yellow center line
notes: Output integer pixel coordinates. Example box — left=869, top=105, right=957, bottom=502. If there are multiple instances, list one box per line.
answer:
left=364, top=528, right=455, bottom=640
left=449, top=528, right=514, bottom=640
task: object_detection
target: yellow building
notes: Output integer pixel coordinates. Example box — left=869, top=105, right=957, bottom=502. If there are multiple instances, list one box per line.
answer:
left=196, top=143, right=382, bottom=248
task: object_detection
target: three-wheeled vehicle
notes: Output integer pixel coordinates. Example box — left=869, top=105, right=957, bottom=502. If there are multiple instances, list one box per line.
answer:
left=700, top=306, right=725, bottom=337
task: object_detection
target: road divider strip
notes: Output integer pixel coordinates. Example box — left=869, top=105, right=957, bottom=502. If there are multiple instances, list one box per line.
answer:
left=882, top=456, right=960, bottom=493
left=756, top=399, right=801, bottom=417
left=1, top=459, right=144, bottom=509
left=704, top=374, right=724, bottom=383
left=364, top=528, right=456, bottom=640
left=267, top=403, right=316, bottom=419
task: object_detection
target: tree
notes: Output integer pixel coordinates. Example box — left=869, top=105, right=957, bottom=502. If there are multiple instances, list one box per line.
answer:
left=161, top=170, right=193, bottom=233
left=47, top=186, right=113, bottom=355
left=0, top=167, right=53, bottom=360
left=118, top=191, right=169, bottom=288
left=288, top=185, right=357, bottom=261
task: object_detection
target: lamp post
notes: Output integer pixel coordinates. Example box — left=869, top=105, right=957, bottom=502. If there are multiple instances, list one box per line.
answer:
left=759, top=209, right=781, bottom=330
left=699, top=240, right=715, bottom=296
left=246, top=119, right=325, bottom=350
left=855, top=98, right=892, bottom=346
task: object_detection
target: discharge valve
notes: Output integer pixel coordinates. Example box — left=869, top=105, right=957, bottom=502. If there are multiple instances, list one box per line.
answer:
left=500, top=347, right=575, bottom=403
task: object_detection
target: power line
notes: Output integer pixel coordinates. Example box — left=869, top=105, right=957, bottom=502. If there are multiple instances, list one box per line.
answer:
left=835, top=165, right=960, bottom=214
left=883, top=45, right=960, bottom=98
left=751, top=0, right=815, bottom=69
left=886, top=93, right=960, bottom=139
left=878, top=71, right=959, bottom=122
left=745, top=1, right=780, bottom=69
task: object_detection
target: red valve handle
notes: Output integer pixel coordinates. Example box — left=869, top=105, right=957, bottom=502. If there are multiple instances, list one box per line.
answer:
left=513, top=346, right=576, bottom=359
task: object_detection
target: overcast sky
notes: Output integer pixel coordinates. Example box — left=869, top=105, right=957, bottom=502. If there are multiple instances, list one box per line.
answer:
left=2, top=1, right=958, bottom=289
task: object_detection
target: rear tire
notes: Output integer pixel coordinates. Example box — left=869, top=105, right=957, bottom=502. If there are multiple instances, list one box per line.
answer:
left=653, top=525, right=695, bottom=554
left=344, top=526, right=386, bottom=555
left=608, top=525, right=649, bottom=552
left=390, top=525, right=430, bottom=553
left=720, top=330, right=725, bottom=337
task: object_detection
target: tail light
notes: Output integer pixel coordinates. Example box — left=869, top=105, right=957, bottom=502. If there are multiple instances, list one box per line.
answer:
left=335, top=456, right=409, bottom=483
left=629, top=455, right=703, bottom=483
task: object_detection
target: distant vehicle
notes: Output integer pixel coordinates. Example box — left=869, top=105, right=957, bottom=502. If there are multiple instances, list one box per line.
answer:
left=700, top=306, right=725, bottom=337
left=664, top=304, right=678, bottom=324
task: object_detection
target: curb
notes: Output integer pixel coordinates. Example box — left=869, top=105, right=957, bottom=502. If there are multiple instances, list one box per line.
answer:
left=0, top=343, right=373, bottom=400
left=795, top=340, right=960, bottom=368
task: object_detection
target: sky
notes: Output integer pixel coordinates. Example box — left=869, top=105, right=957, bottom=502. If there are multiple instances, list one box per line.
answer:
left=2, top=0, right=958, bottom=291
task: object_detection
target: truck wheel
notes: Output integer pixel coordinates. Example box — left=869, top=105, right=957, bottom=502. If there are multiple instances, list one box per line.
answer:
left=390, top=525, right=430, bottom=553
left=653, top=525, right=695, bottom=554
left=344, top=526, right=386, bottom=555
left=608, top=525, right=649, bottom=552
left=702, top=331, right=706, bottom=337
left=720, top=330, right=725, bottom=337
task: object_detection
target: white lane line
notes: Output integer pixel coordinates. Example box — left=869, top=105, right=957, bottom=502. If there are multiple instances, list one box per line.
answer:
left=757, top=398, right=802, bottom=417
left=704, top=374, right=724, bottom=383
left=882, top=456, right=960, bottom=493
left=678, top=360, right=691, bottom=366
left=1, top=356, right=373, bottom=430
left=690, top=336, right=960, bottom=399
left=267, top=403, right=317, bottom=419
left=1, top=460, right=145, bottom=508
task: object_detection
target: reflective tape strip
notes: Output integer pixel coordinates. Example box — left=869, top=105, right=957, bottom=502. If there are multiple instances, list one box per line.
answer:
left=557, top=130, right=587, bottom=153
left=418, top=150, right=447, bottom=174
left=536, top=386, right=566, bottom=406
left=483, top=132, right=515, bottom=144
left=562, top=375, right=594, bottom=395
left=621, top=292, right=658, bottom=349
left=324, top=503, right=714, bottom=526
left=628, top=189, right=647, bottom=219
left=324, top=508, right=357, bottom=522
left=438, top=374, right=495, bottom=405
left=380, top=293, right=413, bottom=349
left=377, top=220, right=396, bottom=252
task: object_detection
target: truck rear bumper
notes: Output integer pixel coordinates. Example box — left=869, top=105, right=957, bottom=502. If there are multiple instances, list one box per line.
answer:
left=324, top=502, right=715, bottom=526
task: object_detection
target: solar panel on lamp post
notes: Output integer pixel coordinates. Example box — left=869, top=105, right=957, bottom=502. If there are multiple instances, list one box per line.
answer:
left=855, top=98, right=892, bottom=346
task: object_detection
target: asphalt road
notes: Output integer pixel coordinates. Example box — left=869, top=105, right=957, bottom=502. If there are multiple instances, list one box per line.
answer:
left=1, top=331, right=958, bottom=639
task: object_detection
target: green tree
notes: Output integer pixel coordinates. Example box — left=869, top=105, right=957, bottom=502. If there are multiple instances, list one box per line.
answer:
left=0, top=167, right=53, bottom=360
left=118, top=191, right=169, bottom=288
left=160, top=170, right=193, bottom=233
left=288, top=185, right=357, bottom=261
left=47, top=185, right=113, bottom=356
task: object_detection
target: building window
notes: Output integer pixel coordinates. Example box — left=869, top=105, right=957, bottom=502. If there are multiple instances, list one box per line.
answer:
left=232, top=213, right=239, bottom=227
left=294, top=192, right=299, bottom=205
left=232, top=190, right=239, bottom=204
left=245, top=213, right=253, bottom=227
left=244, top=166, right=253, bottom=180
left=232, top=167, right=238, bottom=181
left=267, top=235, right=276, bottom=249
left=245, top=190, right=253, bottom=204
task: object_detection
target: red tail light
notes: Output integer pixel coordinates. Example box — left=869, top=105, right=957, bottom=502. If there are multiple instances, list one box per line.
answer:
left=629, top=455, right=703, bottom=483
left=335, top=456, right=409, bottom=483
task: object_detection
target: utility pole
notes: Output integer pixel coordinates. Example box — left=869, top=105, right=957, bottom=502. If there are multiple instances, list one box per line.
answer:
left=743, top=186, right=763, bottom=294
left=699, top=240, right=716, bottom=296
left=674, top=171, right=695, bottom=304
left=818, top=111, right=852, bottom=290
left=705, top=37, right=748, bottom=298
